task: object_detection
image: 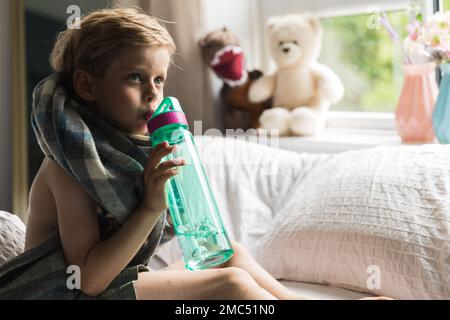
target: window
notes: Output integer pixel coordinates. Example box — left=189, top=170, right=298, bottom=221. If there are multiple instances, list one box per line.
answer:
left=258, top=0, right=434, bottom=116
left=319, top=10, right=409, bottom=112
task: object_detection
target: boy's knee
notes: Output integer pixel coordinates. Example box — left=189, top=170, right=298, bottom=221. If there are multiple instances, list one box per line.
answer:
left=220, top=267, right=256, bottom=290
left=230, top=241, right=250, bottom=256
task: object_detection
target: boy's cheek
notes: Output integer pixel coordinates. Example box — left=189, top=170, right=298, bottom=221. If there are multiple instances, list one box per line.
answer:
left=114, top=92, right=141, bottom=109
left=156, top=92, right=164, bottom=105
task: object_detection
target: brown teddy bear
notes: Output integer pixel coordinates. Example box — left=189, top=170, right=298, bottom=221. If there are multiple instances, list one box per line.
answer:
left=199, top=27, right=271, bottom=131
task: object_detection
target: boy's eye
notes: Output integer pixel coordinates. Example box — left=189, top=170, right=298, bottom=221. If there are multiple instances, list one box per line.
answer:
left=154, top=77, right=165, bottom=85
left=128, top=73, right=143, bottom=82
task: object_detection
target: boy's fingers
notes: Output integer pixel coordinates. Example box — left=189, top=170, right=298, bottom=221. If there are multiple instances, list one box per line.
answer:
left=145, top=144, right=177, bottom=174
left=155, top=168, right=178, bottom=181
left=153, top=159, right=185, bottom=177
left=147, top=141, right=170, bottom=161
left=154, top=169, right=179, bottom=188
left=144, top=142, right=165, bottom=175
left=149, top=172, right=177, bottom=195
left=148, top=141, right=167, bottom=156
left=146, top=149, right=177, bottom=175
left=148, top=147, right=172, bottom=169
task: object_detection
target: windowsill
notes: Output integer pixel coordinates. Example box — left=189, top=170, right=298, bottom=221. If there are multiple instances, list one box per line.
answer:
left=202, top=111, right=435, bottom=154
left=275, top=128, right=402, bottom=154
left=202, top=127, right=438, bottom=154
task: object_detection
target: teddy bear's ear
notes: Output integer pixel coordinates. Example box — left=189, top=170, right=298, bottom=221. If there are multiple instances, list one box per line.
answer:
left=307, top=15, right=321, bottom=31
left=222, top=26, right=228, bottom=32
left=267, top=16, right=280, bottom=30
left=198, top=37, right=207, bottom=47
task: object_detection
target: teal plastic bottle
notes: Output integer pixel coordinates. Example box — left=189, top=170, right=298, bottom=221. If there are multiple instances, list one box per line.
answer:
left=147, top=97, right=234, bottom=270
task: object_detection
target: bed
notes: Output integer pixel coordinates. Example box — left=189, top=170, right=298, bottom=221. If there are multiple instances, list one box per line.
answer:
left=279, top=280, right=369, bottom=299
left=1, top=135, right=449, bottom=299
left=149, top=135, right=450, bottom=300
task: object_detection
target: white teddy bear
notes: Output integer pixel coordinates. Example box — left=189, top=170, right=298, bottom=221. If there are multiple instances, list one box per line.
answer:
left=249, top=14, right=344, bottom=136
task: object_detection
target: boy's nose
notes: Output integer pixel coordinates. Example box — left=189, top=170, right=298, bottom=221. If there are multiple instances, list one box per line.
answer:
left=144, top=87, right=158, bottom=104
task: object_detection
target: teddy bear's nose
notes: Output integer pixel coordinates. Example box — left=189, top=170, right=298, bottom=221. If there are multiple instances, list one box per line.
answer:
left=282, top=48, right=290, bottom=53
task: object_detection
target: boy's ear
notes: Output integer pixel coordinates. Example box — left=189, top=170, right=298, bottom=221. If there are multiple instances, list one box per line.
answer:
left=73, top=69, right=97, bottom=102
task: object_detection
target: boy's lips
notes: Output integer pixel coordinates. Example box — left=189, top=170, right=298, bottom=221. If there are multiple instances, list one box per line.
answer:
left=145, top=111, right=154, bottom=121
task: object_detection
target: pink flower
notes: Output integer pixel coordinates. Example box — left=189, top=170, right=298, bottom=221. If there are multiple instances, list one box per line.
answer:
left=410, top=32, right=419, bottom=41
left=407, top=22, right=420, bottom=41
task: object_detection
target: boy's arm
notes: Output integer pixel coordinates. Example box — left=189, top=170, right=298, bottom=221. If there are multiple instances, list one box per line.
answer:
left=46, top=158, right=162, bottom=297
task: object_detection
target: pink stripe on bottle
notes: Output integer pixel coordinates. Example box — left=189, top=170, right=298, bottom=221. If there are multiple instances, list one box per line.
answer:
left=147, top=111, right=188, bottom=134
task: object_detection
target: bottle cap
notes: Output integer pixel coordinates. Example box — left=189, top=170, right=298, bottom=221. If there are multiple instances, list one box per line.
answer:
left=147, top=97, right=189, bottom=136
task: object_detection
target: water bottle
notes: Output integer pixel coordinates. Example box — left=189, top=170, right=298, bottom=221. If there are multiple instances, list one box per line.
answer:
left=147, top=97, right=234, bottom=270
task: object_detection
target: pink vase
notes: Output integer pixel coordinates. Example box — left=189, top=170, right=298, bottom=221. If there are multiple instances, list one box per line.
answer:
left=395, top=63, right=438, bottom=143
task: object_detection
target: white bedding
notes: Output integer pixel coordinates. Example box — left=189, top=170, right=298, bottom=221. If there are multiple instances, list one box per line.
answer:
left=280, top=280, right=369, bottom=300
left=150, top=135, right=450, bottom=299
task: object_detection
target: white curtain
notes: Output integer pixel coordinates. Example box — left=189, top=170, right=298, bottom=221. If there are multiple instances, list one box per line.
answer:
left=114, top=0, right=217, bottom=131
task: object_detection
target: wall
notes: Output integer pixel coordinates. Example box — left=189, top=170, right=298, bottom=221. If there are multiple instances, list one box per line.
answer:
left=204, top=0, right=260, bottom=70
left=203, top=0, right=261, bottom=131
left=0, top=0, right=11, bottom=212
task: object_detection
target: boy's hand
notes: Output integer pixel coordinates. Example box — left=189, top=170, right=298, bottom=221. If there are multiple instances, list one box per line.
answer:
left=140, top=141, right=185, bottom=215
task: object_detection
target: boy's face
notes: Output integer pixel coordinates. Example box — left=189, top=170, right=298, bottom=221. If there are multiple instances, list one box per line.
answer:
left=92, top=46, right=171, bottom=135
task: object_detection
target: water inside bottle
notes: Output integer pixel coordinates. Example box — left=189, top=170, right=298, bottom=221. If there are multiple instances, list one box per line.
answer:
left=175, top=221, right=234, bottom=270
left=163, top=138, right=234, bottom=270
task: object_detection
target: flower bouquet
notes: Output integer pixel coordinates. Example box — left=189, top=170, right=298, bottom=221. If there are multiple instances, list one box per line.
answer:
left=403, top=10, right=450, bottom=65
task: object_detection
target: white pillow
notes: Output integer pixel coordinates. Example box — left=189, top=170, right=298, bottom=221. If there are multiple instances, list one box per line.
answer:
left=253, top=144, right=450, bottom=300
left=0, top=211, right=26, bottom=266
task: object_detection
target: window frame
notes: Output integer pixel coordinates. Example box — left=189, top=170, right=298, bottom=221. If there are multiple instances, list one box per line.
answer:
left=326, top=111, right=395, bottom=130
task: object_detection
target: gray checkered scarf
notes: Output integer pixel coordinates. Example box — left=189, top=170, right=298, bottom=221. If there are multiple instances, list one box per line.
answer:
left=31, top=73, right=163, bottom=226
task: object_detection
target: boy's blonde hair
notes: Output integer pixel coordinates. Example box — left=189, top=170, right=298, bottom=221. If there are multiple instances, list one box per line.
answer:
left=50, top=7, right=176, bottom=82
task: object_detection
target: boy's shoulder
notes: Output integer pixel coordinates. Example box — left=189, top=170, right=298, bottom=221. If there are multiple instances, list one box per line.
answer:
left=44, top=156, right=79, bottom=187
left=43, top=157, right=101, bottom=212
left=36, top=157, right=76, bottom=205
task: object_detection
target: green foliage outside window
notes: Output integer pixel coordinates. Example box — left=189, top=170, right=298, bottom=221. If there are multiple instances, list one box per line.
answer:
left=319, top=11, right=409, bottom=112
left=445, top=0, right=450, bottom=10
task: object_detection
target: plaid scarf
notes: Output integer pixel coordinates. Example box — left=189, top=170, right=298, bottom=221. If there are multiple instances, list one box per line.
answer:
left=31, top=73, right=167, bottom=238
